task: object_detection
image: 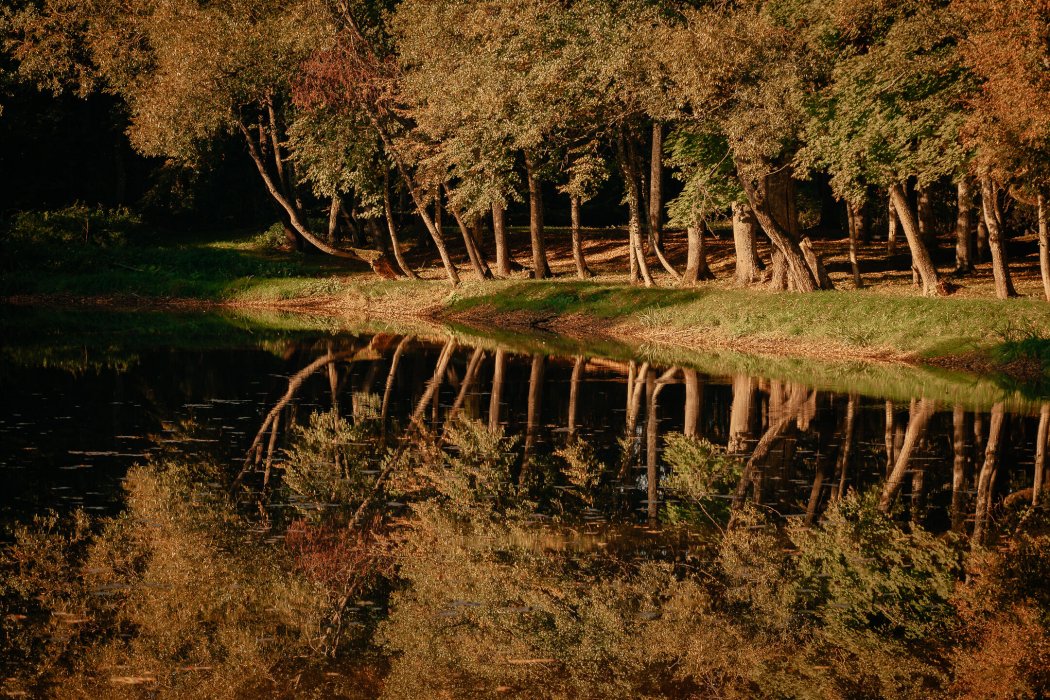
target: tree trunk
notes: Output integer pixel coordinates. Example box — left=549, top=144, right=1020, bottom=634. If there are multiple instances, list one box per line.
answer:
left=1035, top=403, right=1049, bottom=507
left=955, top=178, right=974, bottom=274
left=735, top=161, right=822, bottom=291
left=568, top=356, right=584, bottom=437
left=328, top=196, right=340, bottom=244
left=917, top=185, right=935, bottom=247
left=889, top=183, right=942, bottom=296
left=523, top=354, right=545, bottom=464
left=973, top=402, right=1005, bottom=546
left=833, top=393, right=858, bottom=501
left=732, top=201, right=764, bottom=284
left=570, top=195, right=593, bottom=279
left=979, top=177, right=1017, bottom=299
left=645, top=368, right=659, bottom=524
left=445, top=190, right=493, bottom=280
left=410, top=339, right=455, bottom=427
left=620, top=137, right=655, bottom=287
left=649, top=122, right=663, bottom=245
left=524, top=153, right=552, bottom=279
left=976, top=219, right=989, bottom=262
left=236, top=121, right=396, bottom=278
left=681, top=223, right=713, bottom=285
left=887, top=192, right=899, bottom=256
left=491, top=202, right=511, bottom=278
left=384, top=170, right=417, bottom=279
left=1039, top=193, right=1050, bottom=301
left=683, top=369, right=700, bottom=438
left=728, top=375, right=757, bottom=454
left=847, top=200, right=864, bottom=288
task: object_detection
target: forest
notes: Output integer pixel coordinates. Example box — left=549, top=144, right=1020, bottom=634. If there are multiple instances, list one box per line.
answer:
left=3, top=0, right=1050, bottom=301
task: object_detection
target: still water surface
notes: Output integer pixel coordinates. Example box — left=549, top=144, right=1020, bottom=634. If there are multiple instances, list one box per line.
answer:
left=1, top=309, right=1047, bottom=698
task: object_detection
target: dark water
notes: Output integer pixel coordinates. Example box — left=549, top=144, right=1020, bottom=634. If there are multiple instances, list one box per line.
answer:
left=1, top=309, right=1048, bottom=698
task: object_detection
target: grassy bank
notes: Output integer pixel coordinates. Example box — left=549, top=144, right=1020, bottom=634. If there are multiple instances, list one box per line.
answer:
left=4, top=229, right=1050, bottom=383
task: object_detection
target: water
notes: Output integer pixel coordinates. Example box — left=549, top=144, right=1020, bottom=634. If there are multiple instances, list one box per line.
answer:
left=1, top=308, right=1047, bottom=698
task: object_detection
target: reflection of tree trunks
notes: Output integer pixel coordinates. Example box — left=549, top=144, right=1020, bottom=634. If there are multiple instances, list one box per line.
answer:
left=879, top=398, right=936, bottom=513
left=488, top=349, right=507, bottom=431
left=728, top=376, right=756, bottom=453
left=620, top=362, right=649, bottom=479
left=523, top=355, right=545, bottom=463
left=410, top=339, right=456, bottom=427
left=732, top=385, right=810, bottom=508
left=646, top=369, right=659, bottom=524
left=884, top=401, right=896, bottom=474
left=262, top=410, right=281, bottom=489
left=380, top=337, right=410, bottom=440
left=1035, top=404, right=1049, bottom=507
left=951, top=405, right=969, bottom=532
left=805, top=461, right=826, bottom=526
left=832, top=393, right=858, bottom=501
left=447, top=347, right=485, bottom=423
left=683, top=369, right=700, bottom=438
left=237, top=348, right=358, bottom=487
left=568, top=356, right=584, bottom=437
left=973, top=402, right=1005, bottom=546
left=327, top=343, right=340, bottom=417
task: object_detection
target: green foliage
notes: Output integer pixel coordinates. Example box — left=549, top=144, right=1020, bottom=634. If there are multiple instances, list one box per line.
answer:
left=662, top=432, right=742, bottom=525
left=664, top=127, right=741, bottom=228
left=4, top=204, right=143, bottom=247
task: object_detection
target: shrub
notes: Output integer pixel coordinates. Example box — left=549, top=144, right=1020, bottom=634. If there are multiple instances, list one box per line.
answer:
left=4, top=204, right=143, bottom=248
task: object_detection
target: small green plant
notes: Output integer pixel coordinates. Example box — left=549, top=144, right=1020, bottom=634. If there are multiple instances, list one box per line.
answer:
left=4, top=204, right=143, bottom=247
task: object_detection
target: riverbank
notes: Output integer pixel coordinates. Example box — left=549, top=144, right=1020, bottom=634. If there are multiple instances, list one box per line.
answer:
left=3, top=228, right=1050, bottom=382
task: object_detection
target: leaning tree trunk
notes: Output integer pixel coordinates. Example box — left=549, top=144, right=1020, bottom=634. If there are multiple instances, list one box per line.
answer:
left=734, top=160, right=822, bottom=291
left=570, top=195, right=593, bottom=279
left=955, top=178, right=974, bottom=275
left=491, top=202, right=511, bottom=277
left=383, top=170, right=417, bottom=279
left=889, top=183, right=942, bottom=296
left=979, top=177, right=1017, bottom=299
left=846, top=200, right=864, bottom=288
left=445, top=188, right=493, bottom=280
left=524, top=153, right=552, bottom=279
left=732, top=201, right=764, bottom=285
left=1038, top=192, right=1050, bottom=301
left=681, top=222, right=714, bottom=285
left=236, top=121, right=396, bottom=278
left=973, top=402, right=1005, bottom=547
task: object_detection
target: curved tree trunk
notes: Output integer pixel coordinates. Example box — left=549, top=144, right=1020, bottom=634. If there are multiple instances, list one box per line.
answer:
left=973, top=402, right=1005, bottom=546
left=979, top=177, right=1017, bottom=299
left=445, top=189, right=493, bottom=280
left=524, top=153, right=552, bottom=279
left=732, top=201, right=764, bottom=285
left=735, top=161, right=821, bottom=291
left=570, top=195, right=593, bottom=279
left=1038, top=193, right=1050, bottom=301
left=955, top=178, right=974, bottom=275
left=383, top=170, right=417, bottom=279
left=879, top=397, right=936, bottom=513
left=492, top=202, right=511, bottom=278
left=889, top=183, right=942, bottom=296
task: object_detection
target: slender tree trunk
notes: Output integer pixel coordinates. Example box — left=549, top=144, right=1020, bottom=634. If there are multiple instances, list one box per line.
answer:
left=570, top=195, right=593, bottom=279
left=380, top=336, right=410, bottom=441
left=832, top=393, right=858, bottom=501
left=885, top=400, right=896, bottom=472
left=732, top=201, right=764, bottom=284
left=491, top=202, right=511, bottom=278
left=621, top=143, right=655, bottom=287
left=917, top=185, right=935, bottom=248
left=887, top=192, right=899, bottom=256
left=889, top=183, right=942, bottom=296
left=973, top=402, right=1005, bottom=546
left=847, top=201, right=863, bottom=288
left=979, top=177, right=1017, bottom=299
left=328, top=196, right=341, bottom=244
left=879, top=398, right=936, bottom=513
left=735, top=161, right=822, bottom=291
left=447, top=347, right=485, bottom=423
left=524, top=153, right=552, bottom=279
left=523, top=354, right=545, bottom=464
left=410, top=339, right=455, bottom=427
left=645, top=368, right=659, bottom=524
left=951, top=405, right=968, bottom=532
left=488, top=349, right=506, bottom=432
left=446, top=190, right=493, bottom=280
left=955, top=178, right=974, bottom=274
left=1039, top=193, right=1050, bottom=301
left=649, top=122, right=664, bottom=246
left=384, top=170, right=417, bottom=279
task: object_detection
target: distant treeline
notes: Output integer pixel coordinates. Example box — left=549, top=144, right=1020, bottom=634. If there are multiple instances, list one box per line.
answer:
left=2, top=0, right=1048, bottom=295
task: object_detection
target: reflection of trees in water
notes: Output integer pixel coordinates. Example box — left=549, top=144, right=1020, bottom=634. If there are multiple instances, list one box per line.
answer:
left=5, top=335, right=1050, bottom=697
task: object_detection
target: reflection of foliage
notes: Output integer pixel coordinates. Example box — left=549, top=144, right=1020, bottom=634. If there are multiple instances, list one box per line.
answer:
left=282, top=398, right=383, bottom=515
left=0, top=457, right=365, bottom=698
left=662, top=433, right=742, bottom=525
left=556, top=438, right=602, bottom=493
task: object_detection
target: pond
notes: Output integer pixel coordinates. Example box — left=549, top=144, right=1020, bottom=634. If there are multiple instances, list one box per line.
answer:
left=1, top=307, right=1048, bottom=699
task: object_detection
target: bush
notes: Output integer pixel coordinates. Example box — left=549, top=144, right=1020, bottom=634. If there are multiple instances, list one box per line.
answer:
left=4, top=204, right=143, bottom=248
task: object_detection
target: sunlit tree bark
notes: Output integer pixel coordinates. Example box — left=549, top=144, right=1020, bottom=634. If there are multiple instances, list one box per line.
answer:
left=879, top=398, right=936, bottom=512
left=973, top=402, right=1005, bottom=546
